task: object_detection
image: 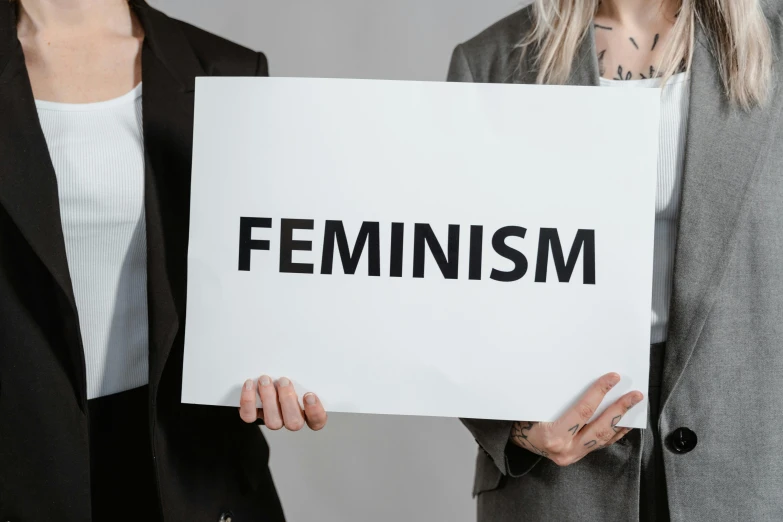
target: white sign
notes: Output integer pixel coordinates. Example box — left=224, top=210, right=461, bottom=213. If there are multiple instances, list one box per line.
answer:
left=183, top=77, right=659, bottom=429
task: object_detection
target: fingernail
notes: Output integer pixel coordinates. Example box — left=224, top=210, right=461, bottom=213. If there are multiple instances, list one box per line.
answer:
left=278, top=377, right=291, bottom=387
left=260, top=375, right=271, bottom=386
left=244, top=379, right=253, bottom=391
left=608, top=373, right=621, bottom=386
left=304, top=393, right=317, bottom=406
left=631, top=393, right=644, bottom=405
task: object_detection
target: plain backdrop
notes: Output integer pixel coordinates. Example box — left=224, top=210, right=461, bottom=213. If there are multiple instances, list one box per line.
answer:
left=147, top=1, right=528, bottom=521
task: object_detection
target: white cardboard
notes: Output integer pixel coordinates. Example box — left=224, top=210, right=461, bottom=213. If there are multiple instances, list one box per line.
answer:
left=183, top=77, right=660, bottom=429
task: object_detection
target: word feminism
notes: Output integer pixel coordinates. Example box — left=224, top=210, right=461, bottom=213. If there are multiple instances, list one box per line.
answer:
left=238, top=218, right=596, bottom=284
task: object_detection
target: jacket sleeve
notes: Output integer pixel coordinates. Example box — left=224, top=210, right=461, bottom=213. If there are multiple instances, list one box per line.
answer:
left=461, top=418, right=542, bottom=477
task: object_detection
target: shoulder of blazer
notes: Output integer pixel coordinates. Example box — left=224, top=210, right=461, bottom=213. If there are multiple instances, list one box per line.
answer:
left=129, top=0, right=268, bottom=80
left=173, top=18, right=268, bottom=77
left=456, top=6, right=534, bottom=84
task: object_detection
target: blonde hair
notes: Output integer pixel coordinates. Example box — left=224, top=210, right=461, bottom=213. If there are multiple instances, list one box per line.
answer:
left=524, top=0, right=773, bottom=108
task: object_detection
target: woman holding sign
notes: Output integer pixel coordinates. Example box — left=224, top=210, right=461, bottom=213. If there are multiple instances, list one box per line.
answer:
left=0, top=0, right=326, bottom=521
left=449, top=0, right=781, bottom=520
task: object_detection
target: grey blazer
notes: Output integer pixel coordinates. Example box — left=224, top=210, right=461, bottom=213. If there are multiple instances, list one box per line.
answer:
left=449, top=4, right=783, bottom=522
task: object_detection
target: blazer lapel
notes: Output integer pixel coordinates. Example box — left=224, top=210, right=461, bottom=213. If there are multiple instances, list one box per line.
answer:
left=131, top=0, right=205, bottom=395
left=660, top=24, right=783, bottom=408
left=0, top=2, right=87, bottom=408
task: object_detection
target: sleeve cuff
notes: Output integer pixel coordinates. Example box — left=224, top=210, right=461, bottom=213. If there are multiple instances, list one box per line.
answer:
left=504, top=439, right=543, bottom=478
left=461, top=418, right=543, bottom=477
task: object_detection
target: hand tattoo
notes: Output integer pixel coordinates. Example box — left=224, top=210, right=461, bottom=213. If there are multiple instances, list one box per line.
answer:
left=610, top=415, right=623, bottom=433
left=584, top=440, right=598, bottom=449
left=594, top=23, right=613, bottom=31
left=568, top=424, right=580, bottom=436
left=629, top=37, right=639, bottom=50
left=512, top=422, right=549, bottom=458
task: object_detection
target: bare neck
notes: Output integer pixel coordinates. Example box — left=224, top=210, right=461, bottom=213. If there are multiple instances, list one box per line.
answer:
left=16, top=0, right=136, bottom=36
left=597, top=0, right=680, bottom=26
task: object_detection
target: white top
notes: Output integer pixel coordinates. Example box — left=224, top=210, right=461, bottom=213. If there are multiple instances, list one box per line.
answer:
left=600, top=72, right=690, bottom=343
left=36, top=83, right=149, bottom=399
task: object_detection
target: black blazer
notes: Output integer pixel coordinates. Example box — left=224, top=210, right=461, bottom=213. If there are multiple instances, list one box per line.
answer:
left=0, top=1, right=284, bottom=521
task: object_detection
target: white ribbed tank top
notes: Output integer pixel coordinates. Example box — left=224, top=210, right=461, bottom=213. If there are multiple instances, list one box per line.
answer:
left=36, top=83, right=149, bottom=399
left=600, top=72, right=691, bottom=343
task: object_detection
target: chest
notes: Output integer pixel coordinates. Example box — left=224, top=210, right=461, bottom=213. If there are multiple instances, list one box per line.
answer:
left=18, top=32, right=142, bottom=103
left=36, top=96, right=145, bottom=230
left=599, top=75, right=690, bottom=219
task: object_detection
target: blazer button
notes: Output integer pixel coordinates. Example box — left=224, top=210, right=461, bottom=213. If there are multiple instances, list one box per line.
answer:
left=666, top=427, right=697, bottom=454
left=218, top=512, right=234, bottom=522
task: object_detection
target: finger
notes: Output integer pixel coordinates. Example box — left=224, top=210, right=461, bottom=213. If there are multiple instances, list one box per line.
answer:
left=606, top=427, right=633, bottom=446
left=239, top=379, right=259, bottom=423
left=276, top=377, right=305, bottom=431
left=303, top=393, right=327, bottom=431
left=579, top=391, right=643, bottom=452
left=258, top=375, right=283, bottom=430
left=558, top=373, right=621, bottom=436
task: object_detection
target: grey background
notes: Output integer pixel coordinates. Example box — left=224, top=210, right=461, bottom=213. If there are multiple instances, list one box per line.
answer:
left=147, top=1, right=526, bottom=521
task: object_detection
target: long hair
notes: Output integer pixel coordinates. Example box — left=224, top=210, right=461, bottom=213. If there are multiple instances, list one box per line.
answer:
left=524, top=0, right=773, bottom=108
